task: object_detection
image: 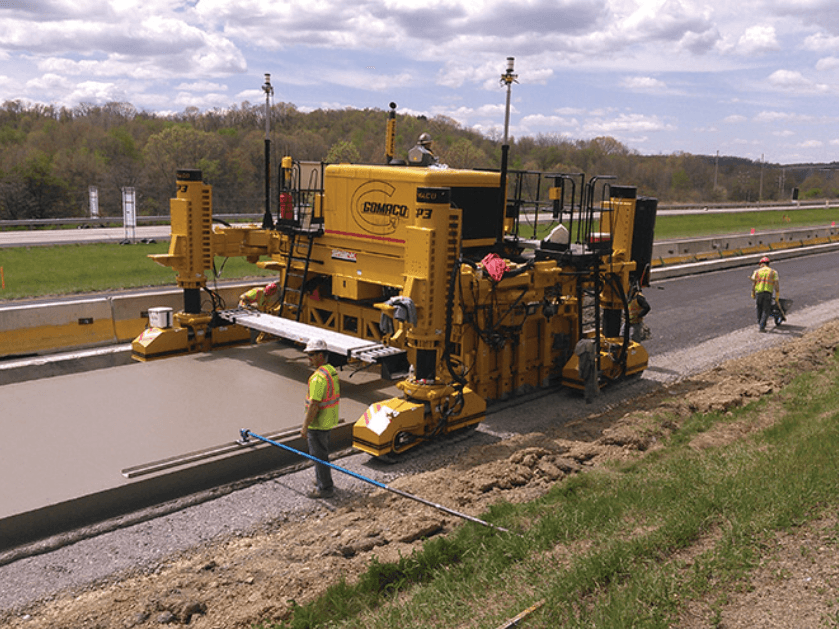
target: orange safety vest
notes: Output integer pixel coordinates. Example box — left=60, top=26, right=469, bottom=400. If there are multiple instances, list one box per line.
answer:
left=752, top=266, right=777, bottom=294
left=306, top=365, right=340, bottom=430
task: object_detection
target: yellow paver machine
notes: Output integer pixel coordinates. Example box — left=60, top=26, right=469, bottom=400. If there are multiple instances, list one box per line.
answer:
left=133, top=101, right=657, bottom=458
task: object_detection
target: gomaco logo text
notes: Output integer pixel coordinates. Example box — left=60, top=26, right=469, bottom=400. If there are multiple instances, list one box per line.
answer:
left=361, top=201, right=409, bottom=218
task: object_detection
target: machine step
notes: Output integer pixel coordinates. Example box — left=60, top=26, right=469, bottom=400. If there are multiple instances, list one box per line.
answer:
left=218, top=308, right=406, bottom=368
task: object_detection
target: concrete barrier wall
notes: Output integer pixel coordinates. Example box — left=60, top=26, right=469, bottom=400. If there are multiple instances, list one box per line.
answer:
left=0, top=298, right=117, bottom=358
left=653, top=225, right=839, bottom=265
left=0, top=283, right=262, bottom=359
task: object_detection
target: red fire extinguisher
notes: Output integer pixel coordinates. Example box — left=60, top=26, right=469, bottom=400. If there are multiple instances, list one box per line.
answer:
left=279, top=192, right=294, bottom=220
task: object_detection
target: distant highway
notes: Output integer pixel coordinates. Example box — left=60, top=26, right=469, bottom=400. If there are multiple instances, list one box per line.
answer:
left=0, top=225, right=174, bottom=247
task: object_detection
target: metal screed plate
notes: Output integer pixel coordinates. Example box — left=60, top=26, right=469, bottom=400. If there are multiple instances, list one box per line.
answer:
left=218, top=308, right=405, bottom=365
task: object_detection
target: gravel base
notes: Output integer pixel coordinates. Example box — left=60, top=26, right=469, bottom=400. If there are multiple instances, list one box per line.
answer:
left=1, top=296, right=837, bottom=617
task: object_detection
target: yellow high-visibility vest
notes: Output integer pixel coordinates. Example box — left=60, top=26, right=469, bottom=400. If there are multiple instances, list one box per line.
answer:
left=752, top=266, right=777, bottom=294
left=306, top=365, right=340, bottom=430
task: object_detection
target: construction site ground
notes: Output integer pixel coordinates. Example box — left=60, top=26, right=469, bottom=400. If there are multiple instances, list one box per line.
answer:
left=2, top=300, right=839, bottom=627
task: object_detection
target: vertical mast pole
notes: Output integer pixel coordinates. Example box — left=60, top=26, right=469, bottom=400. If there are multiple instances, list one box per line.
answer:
left=499, top=57, right=518, bottom=241
left=262, top=73, right=274, bottom=229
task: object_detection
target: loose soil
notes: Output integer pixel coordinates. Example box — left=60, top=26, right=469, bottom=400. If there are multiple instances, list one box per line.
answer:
left=4, top=321, right=839, bottom=629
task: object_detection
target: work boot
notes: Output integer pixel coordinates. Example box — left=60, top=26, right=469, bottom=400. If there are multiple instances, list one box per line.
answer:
left=308, top=487, right=334, bottom=499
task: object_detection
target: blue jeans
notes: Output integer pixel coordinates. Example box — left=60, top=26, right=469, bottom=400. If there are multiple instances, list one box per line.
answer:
left=307, top=429, right=333, bottom=491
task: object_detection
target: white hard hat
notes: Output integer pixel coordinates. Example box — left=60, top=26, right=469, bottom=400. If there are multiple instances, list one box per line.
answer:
left=304, top=338, right=327, bottom=353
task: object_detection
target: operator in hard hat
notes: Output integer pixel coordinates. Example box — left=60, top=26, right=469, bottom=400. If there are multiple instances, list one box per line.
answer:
left=301, top=338, right=340, bottom=499
left=407, top=133, right=438, bottom=166
left=238, top=281, right=279, bottom=310
left=750, top=256, right=780, bottom=332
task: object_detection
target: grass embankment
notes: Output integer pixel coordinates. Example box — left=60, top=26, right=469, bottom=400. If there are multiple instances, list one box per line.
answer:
left=2, top=207, right=838, bottom=301
left=653, top=206, right=839, bottom=240
left=0, top=242, right=274, bottom=300
left=271, top=350, right=839, bottom=629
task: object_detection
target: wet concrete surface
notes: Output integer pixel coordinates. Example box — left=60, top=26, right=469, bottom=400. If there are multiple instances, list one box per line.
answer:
left=0, top=341, right=399, bottom=539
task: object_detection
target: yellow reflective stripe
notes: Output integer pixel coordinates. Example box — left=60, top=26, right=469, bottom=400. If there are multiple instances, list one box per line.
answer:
left=312, top=366, right=339, bottom=408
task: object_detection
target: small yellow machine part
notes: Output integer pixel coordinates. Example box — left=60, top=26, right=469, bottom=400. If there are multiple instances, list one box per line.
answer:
left=131, top=312, right=244, bottom=361
left=352, top=385, right=486, bottom=457
left=132, top=326, right=190, bottom=361
left=561, top=340, right=649, bottom=389
left=353, top=398, right=426, bottom=457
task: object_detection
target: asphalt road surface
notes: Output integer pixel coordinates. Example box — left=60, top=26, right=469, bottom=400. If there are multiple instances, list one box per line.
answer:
left=0, top=225, right=172, bottom=247
left=644, top=249, right=839, bottom=357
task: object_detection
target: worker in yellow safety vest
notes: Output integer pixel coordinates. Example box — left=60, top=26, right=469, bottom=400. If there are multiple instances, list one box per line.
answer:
left=750, top=256, right=780, bottom=332
left=238, top=281, right=279, bottom=310
left=301, top=338, right=340, bottom=499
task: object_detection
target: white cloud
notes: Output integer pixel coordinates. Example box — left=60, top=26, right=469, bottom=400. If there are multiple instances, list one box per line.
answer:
left=519, top=112, right=579, bottom=131
left=175, top=81, right=228, bottom=92
left=583, top=112, right=674, bottom=136
left=754, top=110, right=814, bottom=123
left=803, top=33, right=839, bottom=52
left=736, top=25, right=779, bottom=55
left=25, top=72, right=74, bottom=93
left=555, top=106, right=587, bottom=116
left=767, top=69, right=829, bottom=93
left=678, top=26, right=721, bottom=55
left=815, top=56, right=839, bottom=71
left=66, top=80, right=126, bottom=104
left=621, top=76, right=667, bottom=92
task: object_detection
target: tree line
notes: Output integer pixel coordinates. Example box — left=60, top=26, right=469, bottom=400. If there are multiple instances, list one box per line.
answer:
left=1, top=98, right=837, bottom=221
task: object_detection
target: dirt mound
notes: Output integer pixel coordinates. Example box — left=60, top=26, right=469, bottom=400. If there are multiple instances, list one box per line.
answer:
left=5, top=320, right=839, bottom=629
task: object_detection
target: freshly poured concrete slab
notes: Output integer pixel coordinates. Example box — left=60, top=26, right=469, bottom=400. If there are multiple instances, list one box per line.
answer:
left=0, top=341, right=399, bottom=522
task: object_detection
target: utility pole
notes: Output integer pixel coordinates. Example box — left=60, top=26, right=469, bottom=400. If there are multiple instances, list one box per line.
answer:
left=714, top=150, right=719, bottom=190
left=759, top=153, right=764, bottom=203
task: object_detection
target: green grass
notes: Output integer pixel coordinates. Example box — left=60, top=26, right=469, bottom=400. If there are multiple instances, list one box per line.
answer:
left=654, top=206, right=839, bottom=240
left=0, top=242, right=274, bottom=300
left=268, top=352, right=839, bottom=628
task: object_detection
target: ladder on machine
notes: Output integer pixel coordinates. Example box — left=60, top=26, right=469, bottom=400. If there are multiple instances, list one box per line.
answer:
left=278, top=228, right=317, bottom=321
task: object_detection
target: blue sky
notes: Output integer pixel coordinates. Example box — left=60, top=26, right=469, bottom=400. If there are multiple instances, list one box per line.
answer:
left=2, top=0, right=839, bottom=165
